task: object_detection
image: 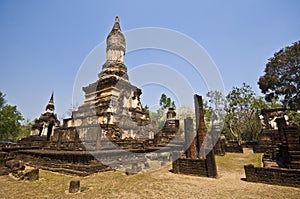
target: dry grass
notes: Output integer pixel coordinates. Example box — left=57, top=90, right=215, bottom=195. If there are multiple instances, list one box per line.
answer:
left=0, top=148, right=299, bottom=199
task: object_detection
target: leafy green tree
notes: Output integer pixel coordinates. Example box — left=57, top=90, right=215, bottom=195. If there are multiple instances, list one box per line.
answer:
left=224, top=83, right=260, bottom=141
left=206, top=90, right=226, bottom=114
left=0, top=91, right=24, bottom=140
left=206, top=90, right=226, bottom=127
left=157, top=93, right=176, bottom=118
left=159, top=94, right=176, bottom=109
left=150, top=94, right=176, bottom=129
left=287, top=110, right=300, bottom=126
left=258, top=41, right=300, bottom=110
left=0, top=92, right=5, bottom=108
left=16, top=119, right=33, bottom=142
left=203, top=100, right=212, bottom=126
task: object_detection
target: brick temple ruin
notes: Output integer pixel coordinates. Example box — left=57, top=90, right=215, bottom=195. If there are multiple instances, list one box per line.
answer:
left=3, top=16, right=298, bottom=188
left=253, top=108, right=288, bottom=153
left=244, top=108, right=300, bottom=187
left=0, top=17, right=182, bottom=176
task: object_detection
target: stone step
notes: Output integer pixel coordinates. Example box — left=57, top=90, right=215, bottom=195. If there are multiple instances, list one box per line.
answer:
left=36, top=162, right=112, bottom=176
left=289, top=155, right=300, bottom=161
left=45, top=162, right=109, bottom=172
left=288, top=150, right=300, bottom=155
left=39, top=165, right=89, bottom=176
left=288, top=164, right=300, bottom=169
left=289, top=161, right=300, bottom=169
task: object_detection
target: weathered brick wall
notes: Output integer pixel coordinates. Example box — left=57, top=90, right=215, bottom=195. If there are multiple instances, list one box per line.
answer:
left=253, top=129, right=281, bottom=153
left=244, top=164, right=300, bottom=188
left=206, top=151, right=217, bottom=177
left=213, top=139, right=226, bottom=156
left=52, top=127, right=82, bottom=150
left=225, top=141, right=243, bottom=153
left=172, top=158, right=207, bottom=176
left=15, top=152, right=109, bottom=176
left=284, top=126, right=300, bottom=151
left=172, top=153, right=217, bottom=178
left=0, top=152, right=8, bottom=167
left=253, top=145, right=269, bottom=153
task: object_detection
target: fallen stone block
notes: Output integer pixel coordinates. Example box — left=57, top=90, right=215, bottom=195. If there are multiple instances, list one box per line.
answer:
left=21, top=169, right=39, bottom=181
left=69, top=180, right=80, bottom=193
left=0, top=167, right=9, bottom=176
left=5, top=159, right=25, bottom=170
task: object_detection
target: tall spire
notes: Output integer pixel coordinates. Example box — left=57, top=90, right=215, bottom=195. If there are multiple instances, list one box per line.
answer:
left=105, top=17, right=126, bottom=62
left=112, top=16, right=121, bottom=31
left=98, top=16, right=128, bottom=81
left=49, top=92, right=54, bottom=103
left=106, top=16, right=125, bottom=52
left=45, top=92, right=55, bottom=112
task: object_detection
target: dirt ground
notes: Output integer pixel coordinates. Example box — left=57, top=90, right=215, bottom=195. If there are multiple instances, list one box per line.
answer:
left=0, top=148, right=299, bottom=199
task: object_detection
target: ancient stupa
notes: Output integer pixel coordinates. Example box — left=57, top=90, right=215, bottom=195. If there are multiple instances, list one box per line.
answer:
left=31, top=92, right=60, bottom=140
left=71, top=16, right=150, bottom=144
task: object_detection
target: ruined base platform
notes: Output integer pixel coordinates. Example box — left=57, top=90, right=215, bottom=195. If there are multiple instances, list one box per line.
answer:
left=225, top=141, right=243, bottom=153
left=16, top=149, right=111, bottom=176
left=13, top=142, right=184, bottom=176
left=172, top=151, right=217, bottom=177
left=253, top=145, right=270, bottom=153
left=244, top=164, right=300, bottom=188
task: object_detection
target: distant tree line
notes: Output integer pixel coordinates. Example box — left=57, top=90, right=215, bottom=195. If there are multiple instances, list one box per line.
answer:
left=0, top=91, right=31, bottom=142
left=207, top=41, right=300, bottom=141
left=151, top=41, right=300, bottom=142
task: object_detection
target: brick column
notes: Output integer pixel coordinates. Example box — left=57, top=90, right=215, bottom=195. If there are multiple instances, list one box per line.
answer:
left=194, top=94, right=207, bottom=158
left=184, top=117, right=197, bottom=159
left=205, top=150, right=217, bottom=177
left=73, top=128, right=79, bottom=150
left=56, top=130, right=63, bottom=150
left=95, top=127, right=102, bottom=150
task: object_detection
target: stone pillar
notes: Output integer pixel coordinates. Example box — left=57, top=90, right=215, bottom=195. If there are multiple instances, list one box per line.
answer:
left=275, top=118, right=287, bottom=144
left=184, top=117, right=197, bottom=159
left=194, top=94, right=207, bottom=158
left=73, top=129, right=79, bottom=150
left=56, top=130, right=63, bottom=150
left=69, top=180, right=80, bottom=193
left=205, top=150, right=217, bottom=177
left=95, top=127, right=102, bottom=150
left=154, top=131, right=162, bottom=145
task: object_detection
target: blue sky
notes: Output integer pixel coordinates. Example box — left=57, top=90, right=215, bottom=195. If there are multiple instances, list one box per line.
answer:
left=0, top=0, right=299, bottom=121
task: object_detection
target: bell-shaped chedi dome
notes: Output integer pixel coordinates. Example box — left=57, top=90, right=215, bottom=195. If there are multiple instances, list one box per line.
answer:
left=99, top=16, right=128, bottom=81
left=106, top=16, right=126, bottom=52
left=106, top=16, right=126, bottom=63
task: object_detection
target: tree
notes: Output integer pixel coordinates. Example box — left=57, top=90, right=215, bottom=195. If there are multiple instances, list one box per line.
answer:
left=203, top=100, right=212, bottom=127
left=224, top=83, right=260, bottom=141
left=258, top=41, right=300, bottom=110
left=0, top=92, right=5, bottom=108
left=157, top=93, right=176, bottom=119
left=159, top=94, right=176, bottom=110
left=287, top=110, right=300, bottom=126
left=150, top=94, right=176, bottom=129
left=16, top=119, right=33, bottom=142
left=206, top=90, right=226, bottom=125
left=0, top=91, right=24, bottom=140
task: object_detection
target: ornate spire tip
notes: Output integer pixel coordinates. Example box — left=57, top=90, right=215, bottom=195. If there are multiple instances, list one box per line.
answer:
left=49, top=92, right=54, bottom=103
left=112, top=16, right=121, bottom=31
